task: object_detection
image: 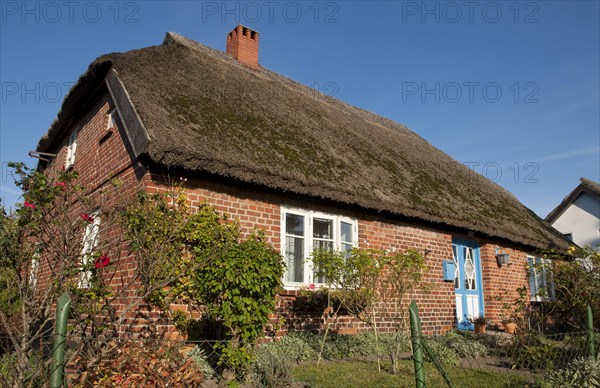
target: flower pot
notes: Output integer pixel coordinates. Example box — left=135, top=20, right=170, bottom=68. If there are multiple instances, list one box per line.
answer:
left=474, top=323, right=486, bottom=334
left=503, top=322, right=517, bottom=334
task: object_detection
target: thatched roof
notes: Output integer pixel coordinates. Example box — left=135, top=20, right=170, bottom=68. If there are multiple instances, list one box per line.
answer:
left=546, top=177, right=600, bottom=224
left=36, top=32, right=569, bottom=251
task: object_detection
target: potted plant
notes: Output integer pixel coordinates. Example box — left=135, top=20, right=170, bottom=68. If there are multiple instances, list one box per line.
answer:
left=500, top=302, right=518, bottom=334
left=501, top=318, right=517, bottom=334
left=472, top=316, right=487, bottom=334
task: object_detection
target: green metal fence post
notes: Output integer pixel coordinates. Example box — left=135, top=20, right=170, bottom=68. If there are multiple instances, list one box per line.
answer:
left=409, top=300, right=425, bottom=388
left=587, top=304, right=595, bottom=359
left=50, top=292, right=71, bottom=388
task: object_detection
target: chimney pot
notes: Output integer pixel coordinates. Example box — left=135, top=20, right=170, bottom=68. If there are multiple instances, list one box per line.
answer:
left=226, top=24, right=259, bottom=70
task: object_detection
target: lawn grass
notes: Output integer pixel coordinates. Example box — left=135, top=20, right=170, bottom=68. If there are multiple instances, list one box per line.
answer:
left=293, top=359, right=530, bottom=388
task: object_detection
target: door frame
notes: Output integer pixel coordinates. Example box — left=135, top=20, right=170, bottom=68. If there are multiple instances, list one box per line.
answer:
left=452, top=238, right=485, bottom=330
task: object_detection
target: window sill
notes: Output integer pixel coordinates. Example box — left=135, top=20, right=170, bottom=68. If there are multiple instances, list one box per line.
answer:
left=530, top=297, right=555, bottom=303
left=283, top=282, right=329, bottom=291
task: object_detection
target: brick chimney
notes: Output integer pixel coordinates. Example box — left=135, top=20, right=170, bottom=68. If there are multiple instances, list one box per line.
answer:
left=226, top=25, right=259, bottom=70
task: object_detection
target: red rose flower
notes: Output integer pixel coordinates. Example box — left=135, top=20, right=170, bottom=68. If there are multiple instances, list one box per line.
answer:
left=23, top=202, right=36, bottom=209
left=308, top=283, right=316, bottom=290
left=95, top=255, right=110, bottom=269
left=80, top=213, right=94, bottom=223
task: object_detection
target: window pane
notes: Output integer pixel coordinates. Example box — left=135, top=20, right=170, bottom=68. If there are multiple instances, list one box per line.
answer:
left=313, top=218, right=333, bottom=239
left=313, top=239, right=333, bottom=284
left=464, top=247, right=476, bottom=290
left=286, top=213, right=304, bottom=236
left=285, top=236, right=304, bottom=282
left=452, top=245, right=459, bottom=289
left=313, top=240, right=333, bottom=252
left=534, top=258, right=543, bottom=297
left=342, top=243, right=352, bottom=259
left=341, top=222, right=352, bottom=243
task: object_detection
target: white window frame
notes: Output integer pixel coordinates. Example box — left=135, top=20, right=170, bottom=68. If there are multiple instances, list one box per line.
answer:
left=280, top=206, right=358, bottom=289
left=107, top=109, right=118, bottom=130
left=29, top=251, right=40, bottom=289
left=65, top=127, right=78, bottom=169
left=79, top=211, right=101, bottom=288
left=528, top=256, right=555, bottom=302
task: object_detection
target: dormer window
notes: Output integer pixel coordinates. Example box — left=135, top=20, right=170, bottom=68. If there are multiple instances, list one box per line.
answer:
left=65, top=127, right=78, bottom=169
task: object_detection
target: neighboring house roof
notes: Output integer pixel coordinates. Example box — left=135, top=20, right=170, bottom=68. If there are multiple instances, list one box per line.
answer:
left=36, top=32, right=569, bottom=251
left=546, top=177, right=600, bottom=224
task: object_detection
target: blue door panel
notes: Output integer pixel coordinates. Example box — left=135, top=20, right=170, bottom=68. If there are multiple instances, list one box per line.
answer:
left=452, top=239, right=484, bottom=330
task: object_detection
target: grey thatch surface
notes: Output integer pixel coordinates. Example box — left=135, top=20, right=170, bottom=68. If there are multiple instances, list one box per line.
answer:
left=36, top=32, right=569, bottom=251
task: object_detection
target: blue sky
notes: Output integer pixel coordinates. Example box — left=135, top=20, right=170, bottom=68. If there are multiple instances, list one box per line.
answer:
left=1, top=1, right=598, bottom=218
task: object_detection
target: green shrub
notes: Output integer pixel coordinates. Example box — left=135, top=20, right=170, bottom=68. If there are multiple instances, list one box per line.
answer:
left=262, top=333, right=319, bottom=363
left=423, top=338, right=460, bottom=367
left=378, top=332, right=411, bottom=355
left=188, top=346, right=217, bottom=380
left=0, top=353, right=16, bottom=384
left=422, top=330, right=489, bottom=368
left=0, top=351, right=46, bottom=386
left=254, top=331, right=392, bottom=366
left=515, top=343, right=558, bottom=371
left=544, top=356, right=600, bottom=387
left=567, top=332, right=600, bottom=356
left=320, top=332, right=384, bottom=359
left=440, top=330, right=488, bottom=358
left=253, top=350, right=294, bottom=387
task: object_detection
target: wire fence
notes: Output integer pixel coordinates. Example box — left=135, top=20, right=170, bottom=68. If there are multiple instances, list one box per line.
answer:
left=1, top=327, right=599, bottom=387
left=418, top=328, right=600, bottom=387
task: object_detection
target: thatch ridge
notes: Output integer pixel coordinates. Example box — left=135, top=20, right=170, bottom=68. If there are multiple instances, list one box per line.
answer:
left=36, top=32, right=569, bottom=251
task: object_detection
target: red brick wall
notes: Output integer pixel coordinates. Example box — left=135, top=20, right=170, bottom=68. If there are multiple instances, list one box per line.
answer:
left=480, top=243, right=531, bottom=328
left=359, top=219, right=456, bottom=335
left=145, top=177, right=281, bottom=248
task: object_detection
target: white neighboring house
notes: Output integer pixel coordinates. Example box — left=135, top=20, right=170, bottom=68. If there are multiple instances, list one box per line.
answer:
left=546, top=178, right=600, bottom=251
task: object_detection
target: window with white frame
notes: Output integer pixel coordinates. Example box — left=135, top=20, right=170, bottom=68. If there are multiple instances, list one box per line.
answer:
left=528, top=257, right=555, bottom=301
left=107, top=109, right=118, bottom=130
left=29, top=251, right=40, bottom=289
left=65, top=127, right=78, bottom=169
left=79, top=211, right=101, bottom=288
left=281, top=207, right=357, bottom=286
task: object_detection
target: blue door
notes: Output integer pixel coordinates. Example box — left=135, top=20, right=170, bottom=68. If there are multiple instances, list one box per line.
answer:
left=452, top=239, right=484, bottom=330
